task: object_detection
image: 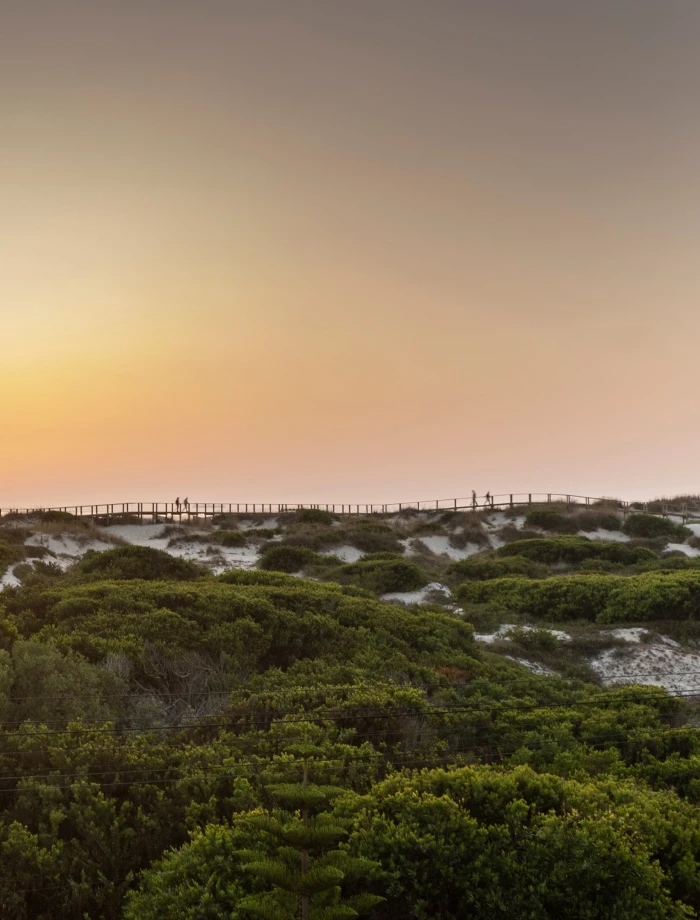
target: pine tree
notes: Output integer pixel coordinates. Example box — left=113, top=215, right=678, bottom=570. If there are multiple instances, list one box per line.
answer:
left=237, top=742, right=384, bottom=920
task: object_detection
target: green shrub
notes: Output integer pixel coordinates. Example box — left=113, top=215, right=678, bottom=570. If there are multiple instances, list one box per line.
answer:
left=458, top=570, right=700, bottom=624
left=600, top=571, right=700, bottom=624
left=448, top=554, right=549, bottom=581
left=498, top=536, right=655, bottom=566
left=0, top=541, right=25, bottom=577
left=344, top=765, right=698, bottom=920
left=74, top=545, right=205, bottom=581
left=458, top=575, right=615, bottom=621
left=524, top=509, right=579, bottom=534
left=218, top=569, right=317, bottom=588
left=216, top=530, right=248, bottom=548
left=343, top=529, right=402, bottom=555
left=259, top=544, right=332, bottom=573
left=506, top=626, right=560, bottom=652
left=336, top=558, right=427, bottom=594
left=38, top=510, right=82, bottom=525
left=571, top=510, right=622, bottom=532
left=411, top=522, right=447, bottom=536
left=293, top=508, right=336, bottom=525
left=623, top=514, right=692, bottom=541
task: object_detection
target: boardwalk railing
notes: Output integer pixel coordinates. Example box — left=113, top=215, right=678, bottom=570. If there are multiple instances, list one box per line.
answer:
left=2, top=493, right=699, bottom=523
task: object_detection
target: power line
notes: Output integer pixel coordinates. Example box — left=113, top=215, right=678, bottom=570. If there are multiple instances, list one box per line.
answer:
left=1, top=724, right=697, bottom=793
left=0, top=685, right=686, bottom=738
left=5, top=665, right=700, bottom=704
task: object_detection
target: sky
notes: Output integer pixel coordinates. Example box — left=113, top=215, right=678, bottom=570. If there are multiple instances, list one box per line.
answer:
left=2, top=0, right=700, bottom=507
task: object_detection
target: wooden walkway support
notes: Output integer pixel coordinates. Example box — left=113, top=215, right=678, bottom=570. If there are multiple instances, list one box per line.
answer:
left=3, top=492, right=696, bottom=523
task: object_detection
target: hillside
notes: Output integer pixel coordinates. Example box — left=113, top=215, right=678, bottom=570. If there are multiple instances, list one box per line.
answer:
left=2, top=501, right=700, bottom=917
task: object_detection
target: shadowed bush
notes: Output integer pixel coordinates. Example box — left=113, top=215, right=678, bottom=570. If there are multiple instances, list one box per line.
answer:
left=342, top=528, right=403, bottom=555
left=524, top=509, right=579, bottom=534
left=259, top=544, right=335, bottom=573
left=498, top=536, right=655, bottom=566
left=335, top=557, right=427, bottom=594
left=215, top=530, right=248, bottom=548
left=0, top=541, right=26, bottom=577
left=38, top=510, right=82, bottom=525
left=458, top=570, right=700, bottom=623
left=292, top=508, right=336, bottom=525
left=623, top=514, right=692, bottom=541
left=75, top=545, right=206, bottom=581
left=448, top=554, right=549, bottom=581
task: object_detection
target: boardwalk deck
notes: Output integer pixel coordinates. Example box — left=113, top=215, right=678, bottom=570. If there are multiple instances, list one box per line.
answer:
left=3, top=493, right=698, bottom=523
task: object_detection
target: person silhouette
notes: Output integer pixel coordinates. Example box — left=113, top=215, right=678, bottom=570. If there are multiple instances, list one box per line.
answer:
left=175, top=497, right=181, bottom=512
left=471, top=490, right=477, bottom=510
left=183, top=497, right=189, bottom=512
left=485, top=491, right=491, bottom=507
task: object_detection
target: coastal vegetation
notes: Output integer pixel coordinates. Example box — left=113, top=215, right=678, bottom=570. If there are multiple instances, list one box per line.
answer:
left=2, top=500, right=700, bottom=917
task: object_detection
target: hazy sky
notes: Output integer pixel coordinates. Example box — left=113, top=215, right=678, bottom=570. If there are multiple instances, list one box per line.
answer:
left=2, top=1, right=699, bottom=506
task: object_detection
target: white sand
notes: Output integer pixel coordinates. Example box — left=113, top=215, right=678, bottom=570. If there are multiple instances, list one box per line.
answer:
left=381, top=582, right=452, bottom=605
left=590, top=640, right=700, bottom=692
left=108, top=523, right=168, bottom=546
left=0, top=565, right=21, bottom=589
left=578, top=530, right=630, bottom=543
left=25, top=533, right=115, bottom=560
left=474, top=625, right=571, bottom=644
left=665, top=542, right=700, bottom=558
left=505, top=656, right=557, bottom=676
left=238, top=517, right=279, bottom=531
left=322, top=545, right=364, bottom=563
left=606, top=628, right=649, bottom=643
left=411, top=536, right=483, bottom=561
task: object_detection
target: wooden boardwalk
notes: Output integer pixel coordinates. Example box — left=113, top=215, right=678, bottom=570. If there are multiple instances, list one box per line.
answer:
left=2, top=492, right=698, bottom=523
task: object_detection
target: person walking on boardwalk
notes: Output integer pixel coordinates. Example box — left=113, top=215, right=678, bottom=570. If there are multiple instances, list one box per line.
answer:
left=183, top=497, right=189, bottom=512
left=472, top=490, right=477, bottom=510
left=175, top=497, right=181, bottom=512
left=485, top=491, right=491, bottom=507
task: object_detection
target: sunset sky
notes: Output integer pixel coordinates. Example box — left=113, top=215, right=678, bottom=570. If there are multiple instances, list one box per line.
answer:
left=2, top=1, right=700, bottom=507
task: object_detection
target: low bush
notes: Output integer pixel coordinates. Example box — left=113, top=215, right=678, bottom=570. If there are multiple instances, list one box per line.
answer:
left=448, top=554, right=549, bottom=581
left=570, top=510, right=622, bottom=532
left=293, top=508, right=336, bottom=525
left=458, top=576, right=614, bottom=621
left=506, top=626, right=560, bottom=652
left=39, top=510, right=82, bottom=525
left=0, top=541, right=25, bottom=577
left=215, top=530, right=248, bottom=548
left=623, top=514, right=692, bottom=541
left=458, top=570, right=700, bottom=624
left=342, top=529, right=402, bottom=555
left=498, top=536, right=655, bottom=566
left=411, top=521, right=447, bottom=536
left=74, top=545, right=206, bottom=581
left=335, top=557, right=428, bottom=594
left=23, top=544, right=55, bottom=559
left=448, top=530, right=491, bottom=549
left=524, top=509, right=578, bottom=534
left=258, top=544, right=333, bottom=573
left=278, top=526, right=343, bottom=551
left=218, top=569, right=318, bottom=588
left=496, top=524, right=542, bottom=544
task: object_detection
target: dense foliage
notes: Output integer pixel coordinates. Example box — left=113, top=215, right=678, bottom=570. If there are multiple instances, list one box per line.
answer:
left=497, top=536, right=656, bottom=566
left=76, top=545, right=205, bottom=581
left=457, top=570, right=700, bottom=622
left=3, top=504, right=700, bottom=918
